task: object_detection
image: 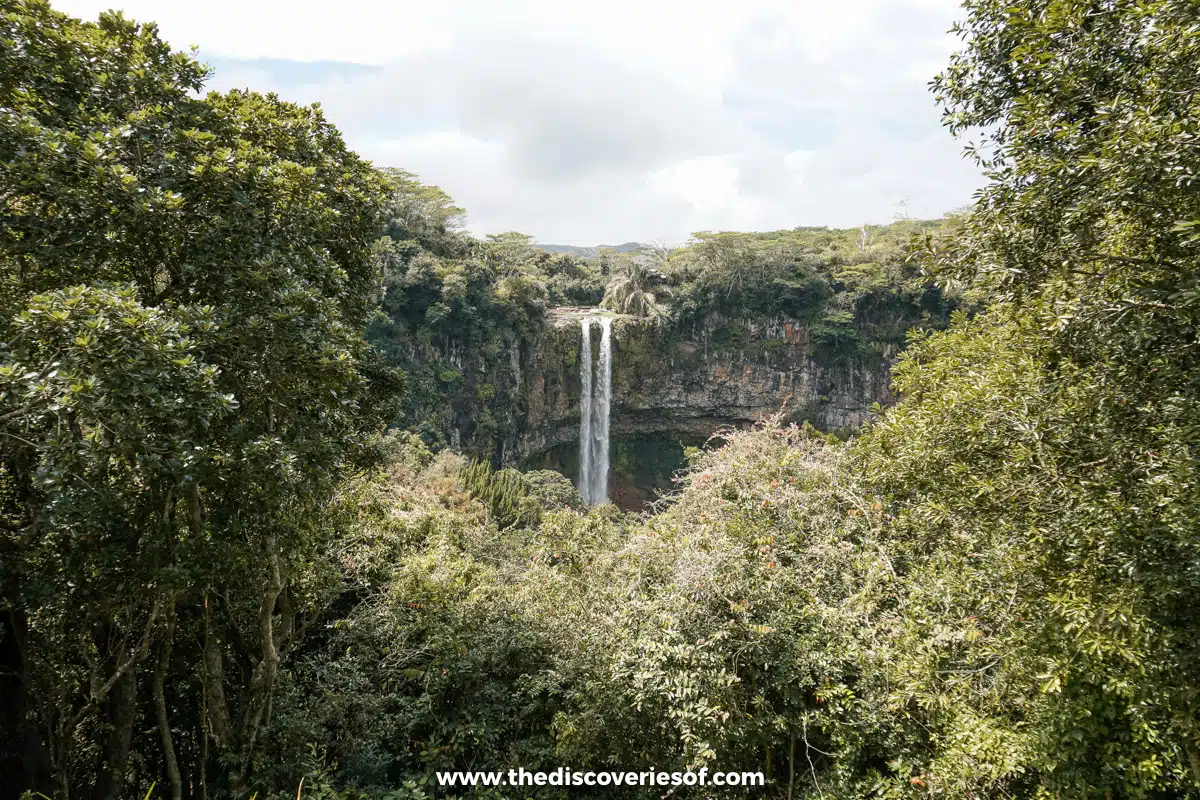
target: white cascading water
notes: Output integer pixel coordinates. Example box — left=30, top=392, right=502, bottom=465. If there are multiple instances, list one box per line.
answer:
left=593, top=316, right=613, bottom=504
left=578, top=319, right=593, bottom=502
left=577, top=316, right=613, bottom=505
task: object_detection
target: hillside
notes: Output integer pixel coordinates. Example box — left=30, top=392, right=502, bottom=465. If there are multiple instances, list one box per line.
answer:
left=535, top=241, right=646, bottom=258
left=370, top=213, right=961, bottom=501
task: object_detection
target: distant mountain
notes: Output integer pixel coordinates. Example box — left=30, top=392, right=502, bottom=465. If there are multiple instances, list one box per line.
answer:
left=536, top=242, right=646, bottom=259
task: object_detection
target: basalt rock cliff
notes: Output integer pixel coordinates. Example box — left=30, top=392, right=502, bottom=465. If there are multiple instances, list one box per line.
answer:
left=478, top=307, right=899, bottom=465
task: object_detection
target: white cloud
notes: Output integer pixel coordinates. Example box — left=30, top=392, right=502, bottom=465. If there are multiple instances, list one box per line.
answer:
left=52, top=0, right=984, bottom=244
left=649, top=157, right=742, bottom=216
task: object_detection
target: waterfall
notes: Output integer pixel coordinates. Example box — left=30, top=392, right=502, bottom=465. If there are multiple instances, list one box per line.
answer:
left=594, top=316, right=613, bottom=504
left=577, top=316, right=613, bottom=505
left=578, top=319, right=593, bottom=502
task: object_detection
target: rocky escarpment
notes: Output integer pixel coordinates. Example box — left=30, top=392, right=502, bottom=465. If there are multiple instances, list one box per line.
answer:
left=505, top=307, right=898, bottom=463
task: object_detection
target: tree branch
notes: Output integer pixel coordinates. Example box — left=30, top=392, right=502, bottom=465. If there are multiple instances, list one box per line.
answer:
left=67, top=594, right=164, bottom=731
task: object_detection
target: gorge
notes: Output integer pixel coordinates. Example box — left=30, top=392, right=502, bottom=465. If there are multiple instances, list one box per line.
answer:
left=366, top=217, right=958, bottom=511
left=6, top=4, right=1196, bottom=796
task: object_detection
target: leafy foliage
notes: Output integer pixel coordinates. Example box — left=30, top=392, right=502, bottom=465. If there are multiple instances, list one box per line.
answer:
left=368, top=172, right=960, bottom=458
left=0, top=3, right=398, bottom=797
left=600, top=250, right=667, bottom=321
left=7, top=0, right=1200, bottom=798
left=845, top=0, right=1200, bottom=794
left=276, top=1, right=1200, bottom=797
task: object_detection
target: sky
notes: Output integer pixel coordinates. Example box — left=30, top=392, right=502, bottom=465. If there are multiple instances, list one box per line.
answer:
left=56, top=0, right=984, bottom=246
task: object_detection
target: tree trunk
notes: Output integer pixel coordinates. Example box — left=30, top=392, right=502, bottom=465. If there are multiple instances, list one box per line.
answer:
left=1, top=609, right=50, bottom=797
left=53, top=716, right=70, bottom=800
left=788, top=733, right=796, bottom=800
left=152, top=610, right=182, bottom=800
left=1187, top=740, right=1200, bottom=787
left=233, top=537, right=285, bottom=789
left=199, top=688, right=209, bottom=800
left=201, top=598, right=233, bottom=751
left=90, top=667, right=137, bottom=800
left=0, top=608, right=26, bottom=794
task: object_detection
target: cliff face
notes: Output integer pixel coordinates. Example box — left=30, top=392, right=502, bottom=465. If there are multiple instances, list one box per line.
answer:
left=506, top=308, right=897, bottom=463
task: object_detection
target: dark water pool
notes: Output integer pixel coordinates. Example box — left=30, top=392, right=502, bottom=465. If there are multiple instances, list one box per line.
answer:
left=521, top=431, right=721, bottom=511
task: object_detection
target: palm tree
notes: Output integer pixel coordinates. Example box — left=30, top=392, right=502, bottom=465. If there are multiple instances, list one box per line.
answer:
left=601, top=254, right=666, bottom=320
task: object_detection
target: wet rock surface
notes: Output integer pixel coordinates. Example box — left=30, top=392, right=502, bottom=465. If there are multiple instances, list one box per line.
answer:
left=506, top=309, right=896, bottom=463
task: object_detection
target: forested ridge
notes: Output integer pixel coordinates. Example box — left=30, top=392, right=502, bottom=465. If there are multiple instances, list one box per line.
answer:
left=2, top=0, right=1199, bottom=798
left=367, top=173, right=961, bottom=458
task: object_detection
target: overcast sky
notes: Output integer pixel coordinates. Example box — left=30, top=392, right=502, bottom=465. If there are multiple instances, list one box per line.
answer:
left=56, top=0, right=983, bottom=245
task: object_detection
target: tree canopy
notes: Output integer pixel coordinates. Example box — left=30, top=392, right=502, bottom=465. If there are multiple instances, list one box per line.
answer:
left=4, top=0, right=1200, bottom=798
left=1, top=2, right=398, bottom=797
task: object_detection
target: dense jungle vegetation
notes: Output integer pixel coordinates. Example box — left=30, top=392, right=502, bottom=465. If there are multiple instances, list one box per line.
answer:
left=2, top=0, right=1199, bottom=798
left=367, top=173, right=959, bottom=459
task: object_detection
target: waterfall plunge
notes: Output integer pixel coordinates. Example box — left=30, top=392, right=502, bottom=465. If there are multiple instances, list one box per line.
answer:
left=578, top=320, right=593, bottom=501
left=578, top=316, right=612, bottom=505
left=595, top=317, right=612, bottom=504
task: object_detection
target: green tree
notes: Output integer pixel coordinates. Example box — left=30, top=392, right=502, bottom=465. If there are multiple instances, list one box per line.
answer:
left=846, top=0, right=1200, bottom=795
left=377, top=167, right=469, bottom=259
left=0, top=3, right=398, bottom=796
left=601, top=256, right=665, bottom=319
